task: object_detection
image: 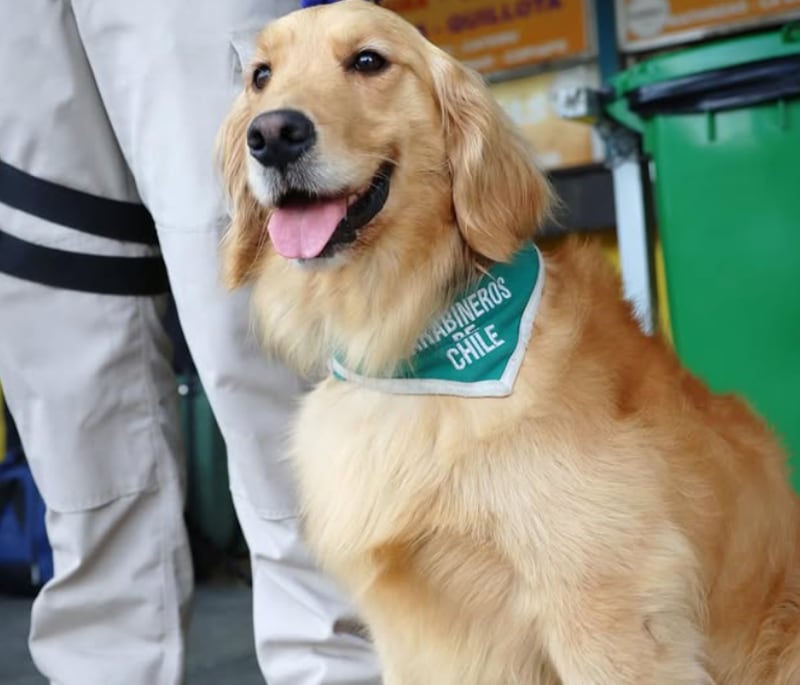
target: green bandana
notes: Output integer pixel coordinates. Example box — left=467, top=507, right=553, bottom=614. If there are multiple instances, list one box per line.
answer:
left=331, top=243, right=544, bottom=397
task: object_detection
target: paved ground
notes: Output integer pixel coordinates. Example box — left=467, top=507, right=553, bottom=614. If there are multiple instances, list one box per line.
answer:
left=0, top=579, right=263, bottom=685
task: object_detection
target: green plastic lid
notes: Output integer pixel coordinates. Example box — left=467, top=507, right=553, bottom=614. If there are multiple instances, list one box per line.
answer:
left=613, top=23, right=800, bottom=95
left=606, top=22, right=800, bottom=132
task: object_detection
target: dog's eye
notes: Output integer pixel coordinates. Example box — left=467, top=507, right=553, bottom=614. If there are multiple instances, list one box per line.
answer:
left=252, top=64, right=272, bottom=90
left=349, top=50, right=389, bottom=75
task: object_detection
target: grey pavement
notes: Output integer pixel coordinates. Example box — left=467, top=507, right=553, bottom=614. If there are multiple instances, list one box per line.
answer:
left=0, top=579, right=263, bottom=685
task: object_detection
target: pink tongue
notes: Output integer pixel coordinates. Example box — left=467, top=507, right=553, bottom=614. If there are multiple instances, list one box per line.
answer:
left=267, top=198, right=348, bottom=259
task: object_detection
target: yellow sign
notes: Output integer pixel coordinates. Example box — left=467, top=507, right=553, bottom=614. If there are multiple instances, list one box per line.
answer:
left=618, top=0, right=800, bottom=51
left=383, top=0, right=595, bottom=75
left=490, top=64, right=604, bottom=169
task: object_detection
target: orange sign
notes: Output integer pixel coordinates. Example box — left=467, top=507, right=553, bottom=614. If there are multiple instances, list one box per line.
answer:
left=618, top=0, right=800, bottom=51
left=383, top=0, right=595, bottom=75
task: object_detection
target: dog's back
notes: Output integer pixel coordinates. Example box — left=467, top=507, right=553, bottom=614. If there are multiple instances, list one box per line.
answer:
left=543, top=241, right=800, bottom=684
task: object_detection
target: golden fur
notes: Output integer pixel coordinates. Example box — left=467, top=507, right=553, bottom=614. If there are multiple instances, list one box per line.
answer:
left=218, top=2, right=800, bottom=683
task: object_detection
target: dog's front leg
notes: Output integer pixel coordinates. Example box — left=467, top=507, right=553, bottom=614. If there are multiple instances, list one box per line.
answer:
left=380, top=666, right=420, bottom=685
left=538, top=536, right=715, bottom=685
left=370, top=639, right=426, bottom=685
left=545, top=611, right=713, bottom=685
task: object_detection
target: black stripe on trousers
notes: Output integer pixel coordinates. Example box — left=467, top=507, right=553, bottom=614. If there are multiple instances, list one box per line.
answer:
left=0, top=158, right=167, bottom=295
left=0, top=230, right=169, bottom=296
left=0, top=159, right=158, bottom=246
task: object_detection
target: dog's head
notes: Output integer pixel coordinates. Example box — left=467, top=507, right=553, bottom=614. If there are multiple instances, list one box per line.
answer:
left=218, top=0, right=551, bottom=287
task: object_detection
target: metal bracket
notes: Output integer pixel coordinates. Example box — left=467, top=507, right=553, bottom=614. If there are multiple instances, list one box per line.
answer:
left=554, top=86, right=656, bottom=334
left=553, top=86, right=639, bottom=166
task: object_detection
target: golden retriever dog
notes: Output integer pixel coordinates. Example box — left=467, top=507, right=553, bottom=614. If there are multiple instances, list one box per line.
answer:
left=218, top=1, right=800, bottom=682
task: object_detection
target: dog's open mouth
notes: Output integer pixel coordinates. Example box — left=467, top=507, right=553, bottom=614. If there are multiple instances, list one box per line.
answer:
left=267, top=162, right=394, bottom=260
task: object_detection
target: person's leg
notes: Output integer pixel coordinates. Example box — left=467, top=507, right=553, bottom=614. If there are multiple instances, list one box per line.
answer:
left=70, top=1, right=381, bottom=682
left=0, top=279, right=192, bottom=685
left=0, top=3, right=192, bottom=683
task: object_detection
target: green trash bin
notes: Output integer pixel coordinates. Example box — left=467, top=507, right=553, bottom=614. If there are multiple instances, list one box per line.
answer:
left=606, top=25, right=800, bottom=488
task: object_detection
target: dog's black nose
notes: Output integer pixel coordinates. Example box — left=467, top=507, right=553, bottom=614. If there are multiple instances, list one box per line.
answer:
left=246, top=109, right=316, bottom=168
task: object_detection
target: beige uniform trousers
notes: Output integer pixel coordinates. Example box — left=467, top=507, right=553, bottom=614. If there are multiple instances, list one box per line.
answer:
left=0, top=1, right=380, bottom=683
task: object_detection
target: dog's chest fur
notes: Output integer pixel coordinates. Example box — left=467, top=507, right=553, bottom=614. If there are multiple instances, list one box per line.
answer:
left=289, top=376, right=564, bottom=681
left=286, top=367, right=681, bottom=683
left=290, top=378, right=472, bottom=569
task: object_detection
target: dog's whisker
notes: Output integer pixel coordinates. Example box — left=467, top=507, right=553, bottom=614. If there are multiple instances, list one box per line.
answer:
left=351, top=152, right=399, bottom=168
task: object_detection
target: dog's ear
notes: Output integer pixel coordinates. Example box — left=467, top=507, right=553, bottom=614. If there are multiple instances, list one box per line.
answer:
left=216, top=93, right=270, bottom=289
left=430, top=50, right=552, bottom=262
